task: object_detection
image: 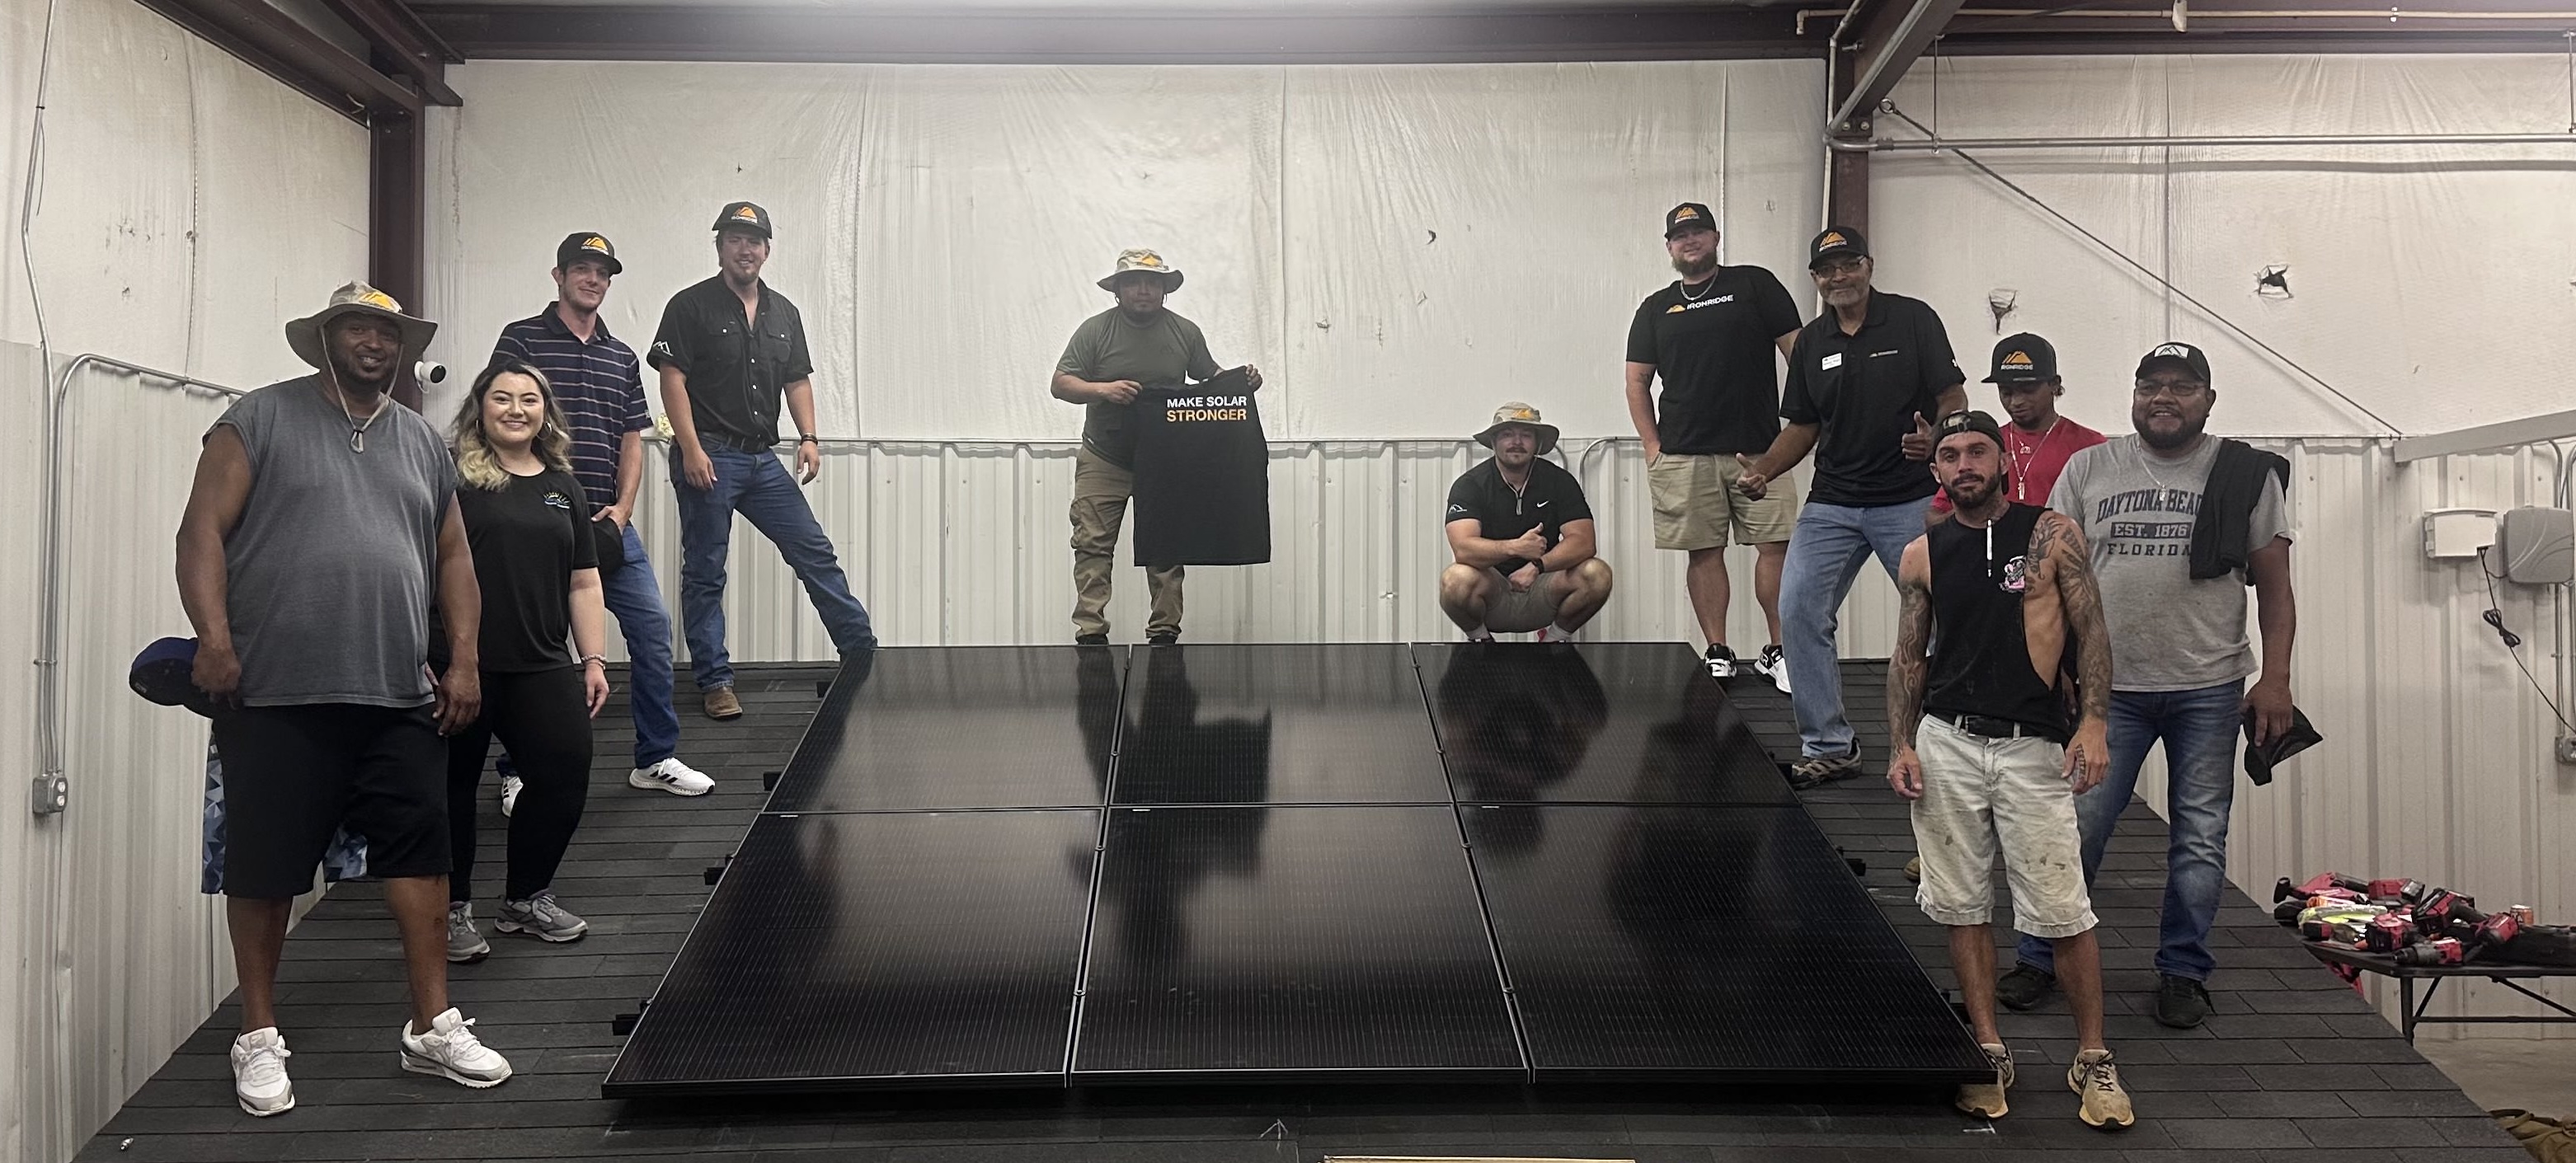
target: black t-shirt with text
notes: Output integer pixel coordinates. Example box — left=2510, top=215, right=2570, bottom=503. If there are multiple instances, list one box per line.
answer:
left=646, top=276, right=814, bottom=448
left=1133, top=370, right=1271, bottom=567
left=1625, top=265, right=1803, bottom=456
left=1780, top=289, right=1964, bottom=508
left=1443, top=457, right=1594, bottom=575
left=454, top=467, right=599, bottom=673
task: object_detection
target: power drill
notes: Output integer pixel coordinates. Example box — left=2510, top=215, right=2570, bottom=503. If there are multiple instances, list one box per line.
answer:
left=2362, top=911, right=2417, bottom=954
left=2395, top=936, right=2466, bottom=967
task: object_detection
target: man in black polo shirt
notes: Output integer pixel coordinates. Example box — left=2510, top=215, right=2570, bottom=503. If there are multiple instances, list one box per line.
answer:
left=649, top=202, right=875, bottom=720
left=1439, top=403, right=1615, bottom=640
left=1623, top=201, right=1803, bottom=685
left=1735, top=226, right=1967, bottom=785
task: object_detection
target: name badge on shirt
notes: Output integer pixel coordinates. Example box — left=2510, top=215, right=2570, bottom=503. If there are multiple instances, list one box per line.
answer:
left=1820, top=353, right=1844, bottom=371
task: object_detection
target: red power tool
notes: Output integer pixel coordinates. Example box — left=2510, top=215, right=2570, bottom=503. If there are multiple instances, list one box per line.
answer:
left=2362, top=912, right=2418, bottom=954
left=2395, top=936, right=2467, bottom=966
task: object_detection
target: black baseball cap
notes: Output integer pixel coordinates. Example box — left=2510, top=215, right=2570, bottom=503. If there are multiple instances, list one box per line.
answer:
left=1934, top=409, right=2006, bottom=453
left=1985, top=333, right=2057, bottom=384
left=555, top=231, right=623, bottom=275
left=2135, top=341, right=2212, bottom=384
left=1808, top=225, right=1869, bottom=269
left=712, top=201, right=773, bottom=239
left=1663, top=202, right=1716, bottom=238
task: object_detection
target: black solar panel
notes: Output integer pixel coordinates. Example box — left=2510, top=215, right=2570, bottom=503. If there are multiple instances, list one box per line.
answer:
left=602, top=809, right=1098, bottom=1095
left=1416, top=641, right=1793, bottom=805
left=766, top=645, right=1126, bottom=813
left=1074, top=804, right=1525, bottom=1081
left=1111, top=644, right=1451, bottom=805
left=1461, top=803, right=1991, bottom=1082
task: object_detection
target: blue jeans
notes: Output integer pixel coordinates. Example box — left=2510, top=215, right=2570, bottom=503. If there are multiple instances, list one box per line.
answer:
left=672, top=444, right=875, bottom=691
left=2017, top=680, right=2243, bottom=983
left=1780, top=497, right=1931, bottom=757
left=602, top=523, right=680, bottom=767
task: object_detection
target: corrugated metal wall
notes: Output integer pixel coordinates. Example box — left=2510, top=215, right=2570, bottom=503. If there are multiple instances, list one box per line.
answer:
left=628, top=435, right=2570, bottom=1031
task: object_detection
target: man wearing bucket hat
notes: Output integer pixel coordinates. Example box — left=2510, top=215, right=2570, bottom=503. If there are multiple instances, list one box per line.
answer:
left=651, top=202, right=877, bottom=720
left=1051, top=248, right=1261, bottom=645
left=177, top=283, right=512, bottom=1116
left=1439, top=404, right=1615, bottom=640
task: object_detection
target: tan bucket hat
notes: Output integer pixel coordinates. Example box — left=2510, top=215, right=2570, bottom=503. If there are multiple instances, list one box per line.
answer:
left=1097, top=248, right=1183, bottom=293
left=1474, top=402, right=1559, bottom=456
left=284, top=282, right=435, bottom=373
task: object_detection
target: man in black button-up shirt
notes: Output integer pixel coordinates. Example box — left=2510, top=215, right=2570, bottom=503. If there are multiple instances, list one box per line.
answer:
left=1734, top=227, right=1967, bottom=785
left=648, top=202, right=875, bottom=720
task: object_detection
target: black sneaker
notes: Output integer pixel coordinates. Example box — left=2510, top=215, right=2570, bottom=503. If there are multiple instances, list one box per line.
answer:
left=1784, top=746, right=1861, bottom=788
left=1146, top=631, right=1180, bottom=646
left=1704, top=643, right=1740, bottom=678
left=2154, top=974, right=2213, bottom=1029
left=1995, top=964, right=2055, bottom=1011
left=1074, top=633, right=1110, bottom=645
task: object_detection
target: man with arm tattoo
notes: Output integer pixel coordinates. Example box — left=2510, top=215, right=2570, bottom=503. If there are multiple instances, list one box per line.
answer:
left=2000, top=343, right=2296, bottom=1029
left=1887, top=410, right=2132, bottom=1132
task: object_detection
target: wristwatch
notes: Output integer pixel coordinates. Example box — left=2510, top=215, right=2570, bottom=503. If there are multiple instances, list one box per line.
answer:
left=797, top=434, right=819, bottom=443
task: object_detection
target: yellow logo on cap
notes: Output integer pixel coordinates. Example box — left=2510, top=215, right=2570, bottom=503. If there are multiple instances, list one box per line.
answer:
left=1507, top=407, right=1538, bottom=422
left=2152, top=343, right=2191, bottom=358
left=2002, top=350, right=2033, bottom=367
left=358, top=289, right=399, bottom=311
left=1818, top=232, right=1847, bottom=248
left=1674, top=206, right=1700, bottom=220
left=731, top=206, right=759, bottom=222
left=1134, top=252, right=1165, bottom=269
left=583, top=236, right=609, bottom=252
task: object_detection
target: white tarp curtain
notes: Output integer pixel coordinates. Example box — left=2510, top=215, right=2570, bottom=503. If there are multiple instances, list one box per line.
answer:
left=424, top=59, right=1826, bottom=439
left=1872, top=54, right=2576, bottom=438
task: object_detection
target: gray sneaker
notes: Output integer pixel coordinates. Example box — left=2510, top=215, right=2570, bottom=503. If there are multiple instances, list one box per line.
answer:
left=445, top=903, right=489, bottom=964
left=494, top=892, right=589, bottom=943
left=1786, top=746, right=1862, bottom=788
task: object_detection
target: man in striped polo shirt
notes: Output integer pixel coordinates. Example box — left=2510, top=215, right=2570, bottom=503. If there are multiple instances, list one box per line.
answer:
left=489, top=232, right=714, bottom=799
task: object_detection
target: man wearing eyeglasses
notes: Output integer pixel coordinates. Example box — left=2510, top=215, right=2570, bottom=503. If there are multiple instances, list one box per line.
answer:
left=1994, top=341, right=2297, bottom=1032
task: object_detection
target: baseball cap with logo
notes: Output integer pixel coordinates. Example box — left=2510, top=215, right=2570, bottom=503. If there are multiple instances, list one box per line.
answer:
left=1933, top=409, right=2007, bottom=453
left=1663, top=202, right=1716, bottom=239
left=2134, top=340, right=2212, bottom=385
left=556, top=231, right=623, bottom=275
left=1808, top=225, right=1869, bottom=270
left=712, top=201, right=773, bottom=239
left=1984, top=333, right=2057, bottom=384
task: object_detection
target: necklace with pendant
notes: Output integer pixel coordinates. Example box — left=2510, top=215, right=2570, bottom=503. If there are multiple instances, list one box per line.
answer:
left=325, top=376, right=391, bottom=453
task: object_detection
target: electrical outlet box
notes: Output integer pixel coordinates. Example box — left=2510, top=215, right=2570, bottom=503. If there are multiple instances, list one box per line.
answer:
left=2558, top=735, right=2576, bottom=766
left=31, top=774, right=67, bottom=816
left=2422, top=509, right=2495, bottom=560
left=2498, top=506, right=2575, bottom=584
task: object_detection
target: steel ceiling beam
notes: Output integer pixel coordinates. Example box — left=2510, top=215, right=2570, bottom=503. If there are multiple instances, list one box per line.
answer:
left=410, top=4, right=1813, bottom=63
left=1827, top=0, right=1972, bottom=134
left=323, top=0, right=466, bottom=106
left=131, top=0, right=423, bottom=120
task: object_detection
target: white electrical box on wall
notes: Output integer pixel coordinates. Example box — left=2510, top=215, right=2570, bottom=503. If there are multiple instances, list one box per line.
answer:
left=2422, top=509, right=2495, bottom=560
left=2498, top=506, right=2575, bottom=584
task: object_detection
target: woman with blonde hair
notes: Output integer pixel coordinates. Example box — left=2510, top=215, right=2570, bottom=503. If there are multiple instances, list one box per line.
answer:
left=439, top=359, right=609, bottom=962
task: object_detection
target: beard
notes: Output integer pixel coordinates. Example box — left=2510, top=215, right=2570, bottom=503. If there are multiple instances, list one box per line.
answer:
left=1942, top=474, right=2001, bottom=510
left=329, top=352, right=394, bottom=392
left=1671, top=253, right=1717, bottom=280
left=2137, top=412, right=2207, bottom=450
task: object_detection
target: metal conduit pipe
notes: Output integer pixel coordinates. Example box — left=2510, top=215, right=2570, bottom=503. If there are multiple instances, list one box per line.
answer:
left=1794, top=7, right=2576, bottom=31
left=35, top=357, right=247, bottom=792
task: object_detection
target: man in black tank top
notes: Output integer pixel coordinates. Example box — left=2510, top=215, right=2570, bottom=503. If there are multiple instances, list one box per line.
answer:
left=1887, top=411, right=2133, bottom=1131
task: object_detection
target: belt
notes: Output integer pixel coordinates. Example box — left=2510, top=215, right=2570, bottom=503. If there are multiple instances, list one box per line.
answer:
left=698, top=429, right=778, bottom=454
left=1930, top=709, right=2065, bottom=743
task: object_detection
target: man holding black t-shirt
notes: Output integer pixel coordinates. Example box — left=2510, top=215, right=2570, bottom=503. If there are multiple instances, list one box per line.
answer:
left=1624, top=202, right=1803, bottom=685
left=1735, top=227, right=1967, bottom=785
left=1051, top=248, right=1261, bottom=646
left=1440, top=404, right=1615, bottom=640
left=649, top=202, right=875, bottom=721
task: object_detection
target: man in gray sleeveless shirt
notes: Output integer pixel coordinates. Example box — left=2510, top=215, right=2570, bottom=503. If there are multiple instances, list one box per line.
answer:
left=177, top=284, right=514, bottom=1118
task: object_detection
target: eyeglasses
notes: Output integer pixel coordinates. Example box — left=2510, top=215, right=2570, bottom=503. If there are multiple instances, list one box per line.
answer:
left=1812, top=258, right=1867, bottom=278
left=2132, top=380, right=2208, bottom=401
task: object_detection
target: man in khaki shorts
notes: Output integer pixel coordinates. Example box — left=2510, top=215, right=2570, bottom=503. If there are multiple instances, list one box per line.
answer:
left=1887, top=410, right=2131, bottom=1131
left=1439, top=404, right=1614, bottom=640
left=1624, top=203, right=1804, bottom=685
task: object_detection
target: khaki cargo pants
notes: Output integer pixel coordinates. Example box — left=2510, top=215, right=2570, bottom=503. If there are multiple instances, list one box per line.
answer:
left=1070, top=445, right=1183, bottom=638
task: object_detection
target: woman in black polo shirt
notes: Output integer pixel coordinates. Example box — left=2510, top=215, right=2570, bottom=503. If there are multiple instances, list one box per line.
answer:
left=440, top=359, right=609, bottom=961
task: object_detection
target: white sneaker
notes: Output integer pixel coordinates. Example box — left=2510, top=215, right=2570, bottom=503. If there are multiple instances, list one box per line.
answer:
left=1755, top=644, right=1791, bottom=694
left=499, top=774, right=523, bottom=818
left=629, top=757, right=714, bottom=796
left=229, top=1027, right=294, bottom=1117
left=399, top=1007, right=512, bottom=1088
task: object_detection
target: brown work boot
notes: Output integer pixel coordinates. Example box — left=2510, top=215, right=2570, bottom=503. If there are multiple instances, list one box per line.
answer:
left=2070, top=1048, right=2134, bottom=1131
left=1956, top=1043, right=2012, bottom=1118
left=703, top=686, right=743, bottom=720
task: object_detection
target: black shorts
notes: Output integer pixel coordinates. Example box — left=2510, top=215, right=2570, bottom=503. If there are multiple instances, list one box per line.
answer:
left=209, top=703, right=449, bottom=898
